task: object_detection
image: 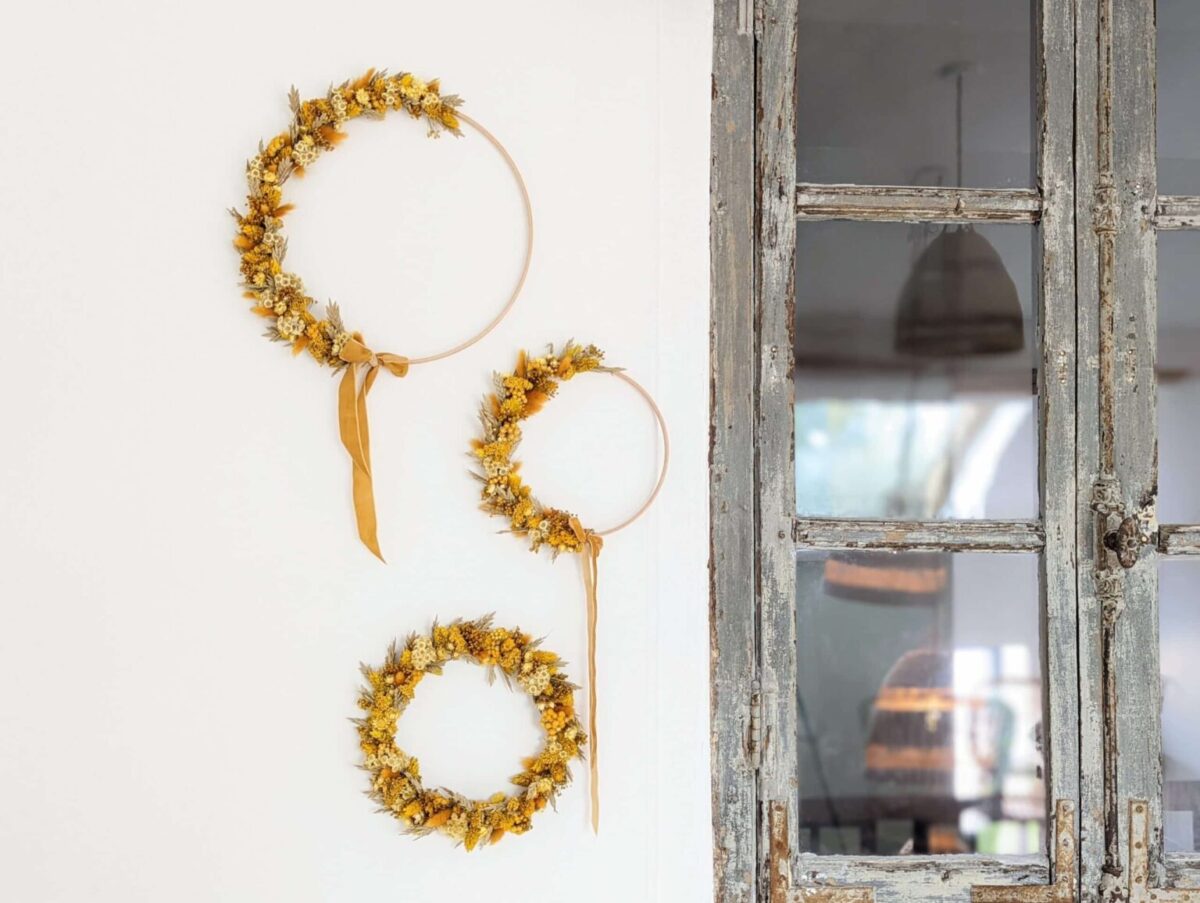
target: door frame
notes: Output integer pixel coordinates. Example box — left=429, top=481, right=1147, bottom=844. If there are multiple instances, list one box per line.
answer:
left=710, top=0, right=1080, bottom=899
left=1082, top=0, right=1200, bottom=897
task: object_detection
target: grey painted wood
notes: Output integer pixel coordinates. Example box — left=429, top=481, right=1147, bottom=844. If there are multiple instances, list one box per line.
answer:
left=756, top=1, right=801, bottom=898
left=1109, top=0, right=1164, bottom=894
left=793, top=518, right=1045, bottom=552
left=1155, top=196, right=1200, bottom=230
left=796, top=184, right=1042, bottom=224
left=710, top=1, right=759, bottom=899
left=794, top=855, right=1049, bottom=903
left=1157, top=525, right=1200, bottom=555
left=1072, top=1, right=1106, bottom=899
left=1034, top=6, right=1082, bottom=901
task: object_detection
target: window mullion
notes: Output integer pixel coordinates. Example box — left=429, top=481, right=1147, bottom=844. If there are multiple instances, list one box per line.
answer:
left=793, top=517, right=1045, bottom=552
left=797, top=184, right=1042, bottom=224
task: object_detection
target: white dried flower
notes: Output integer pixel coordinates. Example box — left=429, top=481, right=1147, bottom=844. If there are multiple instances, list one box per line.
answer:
left=292, top=137, right=319, bottom=167
left=410, top=636, right=435, bottom=671
left=276, top=314, right=305, bottom=341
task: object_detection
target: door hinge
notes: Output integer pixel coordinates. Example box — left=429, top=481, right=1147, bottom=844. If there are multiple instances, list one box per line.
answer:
left=1127, top=799, right=1200, bottom=901
left=973, top=800, right=1076, bottom=902
left=748, top=678, right=762, bottom=770
left=769, top=801, right=875, bottom=902
left=736, top=0, right=754, bottom=36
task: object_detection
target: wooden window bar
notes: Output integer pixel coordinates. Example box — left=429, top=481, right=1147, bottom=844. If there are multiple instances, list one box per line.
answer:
left=796, top=184, right=1043, bottom=224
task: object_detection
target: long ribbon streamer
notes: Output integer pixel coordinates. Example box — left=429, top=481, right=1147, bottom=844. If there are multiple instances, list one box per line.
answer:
left=337, top=333, right=409, bottom=560
left=570, top=516, right=604, bottom=833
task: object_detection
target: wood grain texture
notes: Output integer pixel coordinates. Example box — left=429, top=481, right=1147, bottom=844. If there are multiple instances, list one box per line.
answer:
left=756, top=1, right=801, bottom=896
left=1072, top=1, right=1106, bottom=898
left=1110, top=0, right=1164, bottom=893
left=1155, top=196, right=1200, bottom=230
left=1034, top=7, right=1081, bottom=903
left=793, top=856, right=1050, bottom=903
left=1157, top=525, right=1200, bottom=555
left=710, top=0, right=759, bottom=898
left=793, top=518, right=1045, bottom=552
left=795, top=185, right=1042, bottom=224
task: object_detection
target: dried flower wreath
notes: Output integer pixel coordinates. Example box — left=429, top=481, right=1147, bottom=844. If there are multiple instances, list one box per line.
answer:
left=356, top=616, right=585, bottom=850
left=231, top=70, right=532, bottom=560
left=471, top=342, right=669, bottom=831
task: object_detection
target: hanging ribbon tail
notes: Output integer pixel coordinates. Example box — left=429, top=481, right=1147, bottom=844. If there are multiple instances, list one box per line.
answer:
left=337, top=337, right=409, bottom=562
left=571, top=516, right=604, bottom=834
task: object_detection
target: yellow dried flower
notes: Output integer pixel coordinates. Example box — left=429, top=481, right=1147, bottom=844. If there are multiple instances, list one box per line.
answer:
left=355, top=616, right=583, bottom=850
left=233, top=69, right=465, bottom=369
left=472, top=343, right=607, bottom=554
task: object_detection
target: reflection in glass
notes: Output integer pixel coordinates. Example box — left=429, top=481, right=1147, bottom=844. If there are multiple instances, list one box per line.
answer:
left=796, top=0, right=1033, bottom=187
left=1161, top=561, right=1200, bottom=853
left=1158, top=233, right=1200, bottom=523
left=796, top=551, right=1045, bottom=856
left=795, top=221, right=1038, bottom=519
left=1158, top=0, right=1200, bottom=194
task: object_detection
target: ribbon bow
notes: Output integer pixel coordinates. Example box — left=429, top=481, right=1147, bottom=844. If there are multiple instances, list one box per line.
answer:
left=569, top=516, right=604, bottom=833
left=337, top=333, right=409, bottom=561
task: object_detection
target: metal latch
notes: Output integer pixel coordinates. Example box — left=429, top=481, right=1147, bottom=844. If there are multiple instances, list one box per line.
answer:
left=1103, top=515, right=1151, bottom=569
left=1093, top=477, right=1153, bottom=570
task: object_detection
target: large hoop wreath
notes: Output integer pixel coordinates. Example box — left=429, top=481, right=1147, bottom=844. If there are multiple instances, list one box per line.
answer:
left=230, top=70, right=531, bottom=560
left=231, top=70, right=464, bottom=367
left=356, top=616, right=585, bottom=850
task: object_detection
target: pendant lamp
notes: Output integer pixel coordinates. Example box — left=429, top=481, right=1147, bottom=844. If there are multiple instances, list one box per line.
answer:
left=895, top=62, right=1025, bottom=359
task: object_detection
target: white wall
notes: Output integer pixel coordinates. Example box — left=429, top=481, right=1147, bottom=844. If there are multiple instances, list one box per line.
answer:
left=0, top=3, right=714, bottom=901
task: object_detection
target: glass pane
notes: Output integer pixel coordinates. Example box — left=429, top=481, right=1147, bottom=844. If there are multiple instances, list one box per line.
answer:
left=795, top=221, right=1038, bottom=519
left=1158, top=233, right=1200, bottom=523
left=1158, top=0, right=1200, bottom=195
left=1161, top=561, right=1200, bottom=853
left=796, top=0, right=1034, bottom=187
left=796, top=551, right=1046, bottom=856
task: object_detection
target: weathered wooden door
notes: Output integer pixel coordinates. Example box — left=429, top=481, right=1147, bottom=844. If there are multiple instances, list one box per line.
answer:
left=710, top=1, right=1200, bottom=901
left=1079, top=0, right=1200, bottom=901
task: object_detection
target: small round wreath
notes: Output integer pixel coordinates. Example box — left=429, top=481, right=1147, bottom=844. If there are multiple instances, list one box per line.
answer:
left=471, top=343, right=668, bottom=831
left=356, top=616, right=586, bottom=850
left=231, top=69, right=465, bottom=369
left=472, top=342, right=613, bottom=555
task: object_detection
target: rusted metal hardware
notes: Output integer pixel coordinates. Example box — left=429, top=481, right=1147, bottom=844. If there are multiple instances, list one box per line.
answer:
left=1092, top=181, right=1122, bottom=235
left=1092, top=477, right=1154, bottom=570
left=768, top=802, right=875, bottom=902
left=972, top=800, right=1077, bottom=903
left=1127, top=800, right=1200, bottom=902
left=767, top=800, right=1078, bottom=902
left=748, top=679, right=762, bottom=769
left=1103, top=515, right=1151, bottom=569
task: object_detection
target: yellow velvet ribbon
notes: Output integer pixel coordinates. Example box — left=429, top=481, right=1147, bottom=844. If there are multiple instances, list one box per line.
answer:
left=337, top=334, right=409, bottom=561
left=570, top=516, right=604, bottom=834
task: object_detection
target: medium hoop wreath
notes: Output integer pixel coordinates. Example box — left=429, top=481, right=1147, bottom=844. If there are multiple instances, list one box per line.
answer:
left=231, top=69, right=532, bottom=560
left=356, top=616, right=585, bottom=850
left=471, top=342, right=669, bottom=831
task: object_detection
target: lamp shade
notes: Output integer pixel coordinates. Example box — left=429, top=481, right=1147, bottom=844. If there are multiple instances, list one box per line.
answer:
left=895, top=226, right=1025, bottom=357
